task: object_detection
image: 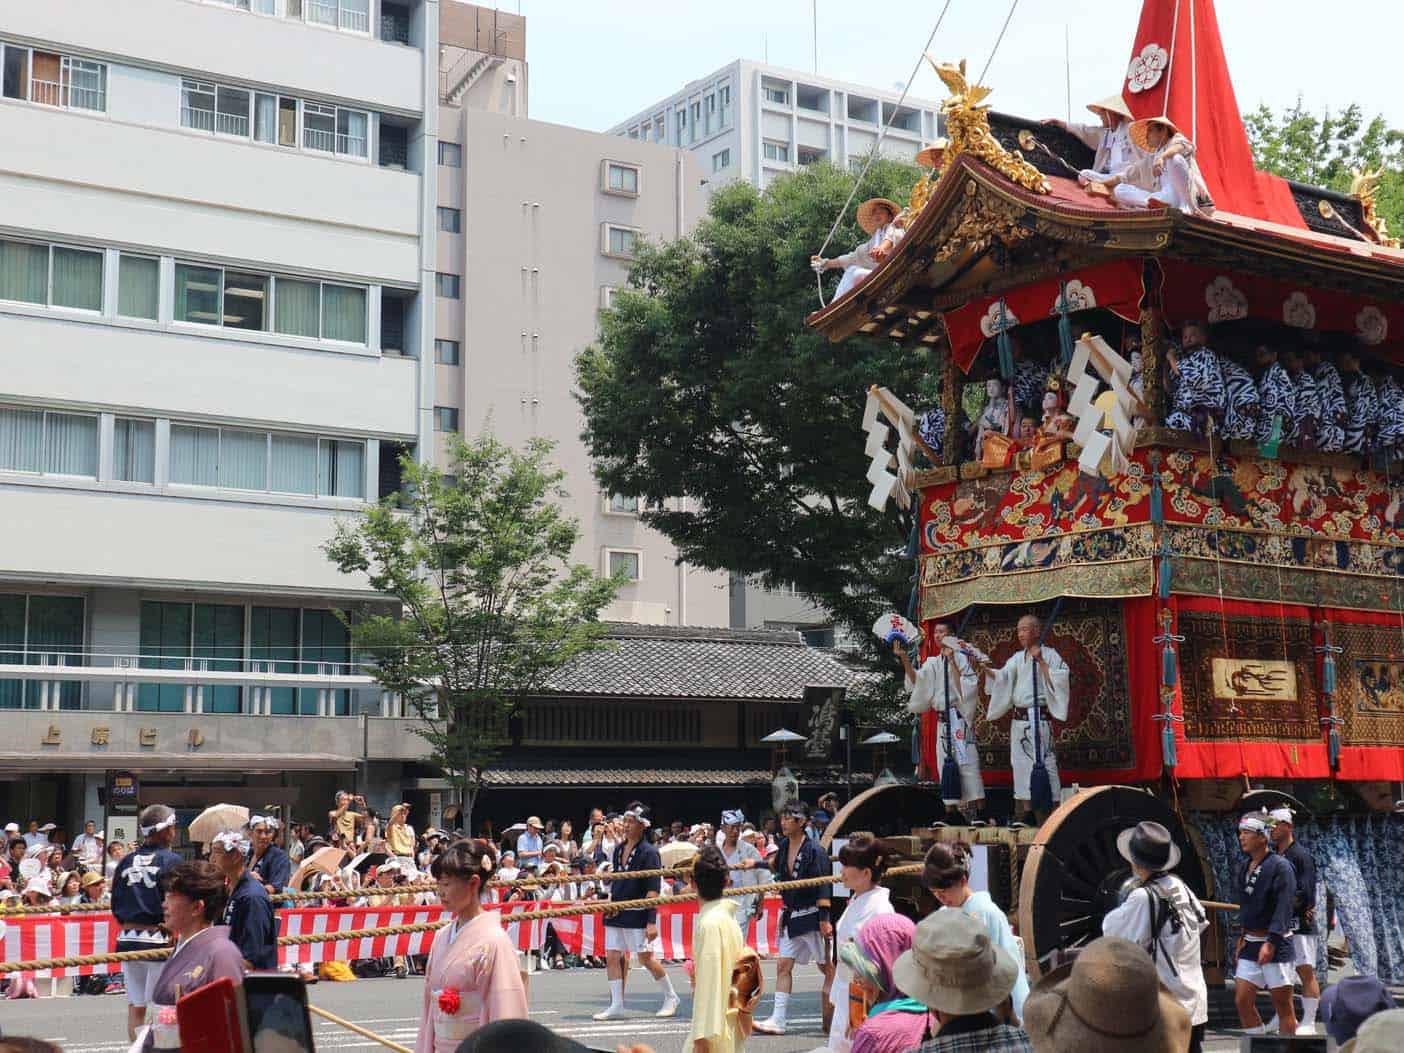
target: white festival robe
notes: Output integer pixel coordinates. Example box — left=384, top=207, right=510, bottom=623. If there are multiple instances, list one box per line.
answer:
left=986, top=647, right=1070, bottom=800
left=907, top=648, right=987, bottom=804
left=824, top=884, right=895, bottom=1053
left=831, top=224, right=896, bottom=299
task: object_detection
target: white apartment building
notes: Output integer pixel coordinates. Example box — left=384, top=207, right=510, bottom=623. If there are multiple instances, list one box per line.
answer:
left=609, top=60, right=942, bottom=192
left=435, top=6, right=731, bottom=628
left=0, top=0, right=440, bottom=835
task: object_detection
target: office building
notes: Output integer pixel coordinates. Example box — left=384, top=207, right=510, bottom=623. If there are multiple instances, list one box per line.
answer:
left=0, top=0, right=438, bottom=833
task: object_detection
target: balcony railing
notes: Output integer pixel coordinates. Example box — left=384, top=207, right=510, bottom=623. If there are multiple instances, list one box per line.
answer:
left=340, top=6, right=370, bottom=32
left=216, top=111, right=250, bottom=137
left=307, top=0, right=339, bottom=26
left=336, top=132, right=366, bottom=157
left=304, top=126, right=336, bottom=152
left=31, top=78, right=61, bottom=107
left=182, top=106, right=216, bottom=132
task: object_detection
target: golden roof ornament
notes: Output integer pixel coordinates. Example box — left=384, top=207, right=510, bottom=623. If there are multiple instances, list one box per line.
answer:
left=927, top=56, right=1049, bottom=196
left=1351, top=169, right=1400, bottom=249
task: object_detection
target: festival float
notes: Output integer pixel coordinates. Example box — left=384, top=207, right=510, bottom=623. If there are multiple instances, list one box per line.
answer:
left=808, top=0, right=1404, bottom=981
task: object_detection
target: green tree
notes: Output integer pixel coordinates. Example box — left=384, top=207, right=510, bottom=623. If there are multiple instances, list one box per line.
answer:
left=575, top=161, right=933, bottom=720
left=1244, top=98, right=1403, bottom=236
left=324, top=434, right=620, bottom=831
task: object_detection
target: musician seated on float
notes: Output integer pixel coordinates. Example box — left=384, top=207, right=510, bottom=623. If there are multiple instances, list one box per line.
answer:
left=1165, top=320, right=1227, bottom=434
left=1097, top=116, right=1214, bottom=216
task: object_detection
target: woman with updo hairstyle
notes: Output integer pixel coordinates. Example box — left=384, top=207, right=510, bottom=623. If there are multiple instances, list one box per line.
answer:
left=416, top=840, right=528, bottom=1053
left=824, top=832, right=896, bottom=1052
left=920, top=840, right=1030, bottom=1024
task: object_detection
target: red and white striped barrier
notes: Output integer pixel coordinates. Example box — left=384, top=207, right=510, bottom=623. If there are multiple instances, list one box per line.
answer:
left=1, top=896, right=787, bottom=976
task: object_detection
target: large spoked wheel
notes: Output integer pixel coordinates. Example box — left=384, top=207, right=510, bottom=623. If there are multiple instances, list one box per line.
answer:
left=1017, top=785, right=1211, bottom=979
left=821, top=783, right=948, bottom=851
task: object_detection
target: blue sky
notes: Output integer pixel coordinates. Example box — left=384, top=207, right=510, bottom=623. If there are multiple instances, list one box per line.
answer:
left=520, top=0, right=1404, bottom=135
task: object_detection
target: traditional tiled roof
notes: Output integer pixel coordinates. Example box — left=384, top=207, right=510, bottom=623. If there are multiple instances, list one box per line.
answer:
left=542, top=623, right=863, bottom=701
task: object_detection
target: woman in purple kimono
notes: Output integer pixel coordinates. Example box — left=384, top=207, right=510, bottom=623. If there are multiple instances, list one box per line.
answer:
left=145, top=860, right=245, bottom=1050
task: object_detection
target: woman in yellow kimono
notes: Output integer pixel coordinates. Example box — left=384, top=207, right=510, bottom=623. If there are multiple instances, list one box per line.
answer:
left=415, top=840, right=528, bottom=1053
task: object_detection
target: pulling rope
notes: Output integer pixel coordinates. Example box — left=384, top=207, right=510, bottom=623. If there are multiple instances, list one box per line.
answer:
left=814, top=0, right=953, bottom=308
left=0, top=866, right=922, bottom=975
left=308, top=1005, right=411, bottom=1053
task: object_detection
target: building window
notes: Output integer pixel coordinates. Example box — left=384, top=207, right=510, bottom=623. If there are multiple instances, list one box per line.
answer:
left=305, top=0, right=370, bottom=32
left=0, top=238, right=102, bottom=312
left=0, top=46, right=107, bottom=112
left=606, top=549, right=641, bottom=581
left=689, top=100, right=701, bottom=142
left=113, top=417, right=156, bottom=484
left=438, top=140, right=462, bottom=167
left=434, top=406, right=459, bottom=432
left=437, top=207, right=462, bottom=233
left=436, top=273, right=461, bottom=299
left=603, top=162, right=639, bottom=195
left=704, top=93, right=717, bottom=135
left=273, top=276, right=367, bottom=344
left=626, top=126, right=639, bottom=139
left=0, top=593, right=84, bottom=710
left=719, top=84, right=731, bottom=126
left=117, top=254, right=159, bottom=320
left=763, top=85, right=789, bottom=106
left=674, top=107, right=686, bottom=146
left=302, top=102, right=367, bottom=157
left=712, top=148, right=730, bottom=172
left=0, top=406, right=98, bottom=477
left=180, top=76, right=364, bottom=158
left=763, top=140, right=790, bottom=163
left=603, top=225, right=640, bottom=259
left=607, top=493, right=640, bottom=515
left=797, top=146, right=826, bottom=166
left=434, top=339, right=461, bottom=365
left=653, top=114, right=665, bottom=142
left=169, top=422, right=364, bottom=497
left=169, top=261, right=366, bottom=345
left=599, top=286, right=617, bottom=310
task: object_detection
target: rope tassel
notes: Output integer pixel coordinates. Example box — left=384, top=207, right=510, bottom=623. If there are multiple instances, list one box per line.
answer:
left=1152, top=607, right=1185, bottom=771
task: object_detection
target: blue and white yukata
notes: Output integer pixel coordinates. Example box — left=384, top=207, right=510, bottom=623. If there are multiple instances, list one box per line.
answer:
left=1255, top=361, right=1296, bottom=444
left=1375, top=375, right=1404, bottom=459
left=1221, top=359, right=1259, bottom=440
left=1289, top=369, right=1320, bottom=448
left=1167, top=347, right=1225, bottom=433
left=1012, top=359, right=1049, bottom=420
left=1314, top=361, right=1347, bottom=452
left=1342, top=369, right=1378, bottom=455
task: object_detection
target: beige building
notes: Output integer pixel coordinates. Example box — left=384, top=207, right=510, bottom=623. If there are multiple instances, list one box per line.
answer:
left=434, top=5, right=729, bottom=626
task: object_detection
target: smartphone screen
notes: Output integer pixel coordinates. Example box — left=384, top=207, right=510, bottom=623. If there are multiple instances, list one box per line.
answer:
left=244, top=975, right=315, bottom=1053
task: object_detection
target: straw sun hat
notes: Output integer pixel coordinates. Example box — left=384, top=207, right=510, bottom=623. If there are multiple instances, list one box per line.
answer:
left=916, top=138, right=949, bottom=169
left=1023, top=936, right=1192, bottom=1053
left=856, top=197, right=902, bottom=235
left=1128, top=115, right=1181, bottom=153
left=1087, top=94, right=1133, bottom=122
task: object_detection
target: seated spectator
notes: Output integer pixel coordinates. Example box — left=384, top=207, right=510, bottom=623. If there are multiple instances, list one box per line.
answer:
left=1320, top=975, right=1397, bottom=1046
left=845, top=913, right=923, bottom=1053
left=892, top=909, right=1031, bottom=1052
left=1022, top=936, right=1190, bottom=1053
left=79, top=870, right=106, bottom=903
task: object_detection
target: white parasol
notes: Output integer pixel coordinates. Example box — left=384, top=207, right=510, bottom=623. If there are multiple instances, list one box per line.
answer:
left=188, top=803, right=250, bottom=844
left=659, top=842, right=699, bottom=868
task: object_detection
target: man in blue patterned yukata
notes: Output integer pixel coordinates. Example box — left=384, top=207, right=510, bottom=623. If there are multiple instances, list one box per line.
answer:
left=1165, top=320, right=1225, bottom=433
left=1303, top=342, right=1346, bottom=452
left=1374, top=370, right=1404, bottom=462
left=1221, top=355, right=1260, bottom=440
left=1010, top=338, right=1049, bottom=422
left=1254, top=344, right=1295, bottom=446
left=1233, top=814, right=1298, bottom=1037
left=1283, top=349, right=1320, bottom=449
left=1340, top=345, right=1378, bottom=456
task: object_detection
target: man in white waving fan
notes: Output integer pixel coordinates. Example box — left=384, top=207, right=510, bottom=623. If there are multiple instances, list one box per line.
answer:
left=986, top=613, right=1070, bottom=825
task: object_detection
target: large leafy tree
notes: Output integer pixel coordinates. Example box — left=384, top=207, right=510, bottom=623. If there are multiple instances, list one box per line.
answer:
left=1244, top=98, right=1403, bottom=236
left=575, top=161, right=933, bottom=718
left=324, top=434, right=620, bottom=830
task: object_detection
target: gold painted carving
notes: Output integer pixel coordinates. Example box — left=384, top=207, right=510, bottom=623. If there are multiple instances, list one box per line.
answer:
left=928, top=56, right=1049, bottom=195
left=934, top=190, right=1031, bottom=263
left=1351, top=169, right=1400, bottom=248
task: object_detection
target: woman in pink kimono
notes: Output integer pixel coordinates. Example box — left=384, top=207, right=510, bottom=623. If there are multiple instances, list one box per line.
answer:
left=416, top=839, right=528, bottom=1053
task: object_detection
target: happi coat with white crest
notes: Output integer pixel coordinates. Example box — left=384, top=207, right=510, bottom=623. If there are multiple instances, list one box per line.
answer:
left=986, top=647, right=1070, bottom=800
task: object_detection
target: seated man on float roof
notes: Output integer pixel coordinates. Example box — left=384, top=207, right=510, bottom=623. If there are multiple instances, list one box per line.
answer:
left=1098, top=116, right=1215, bottom=216
left=1045, top=94, right=1145, bottom=186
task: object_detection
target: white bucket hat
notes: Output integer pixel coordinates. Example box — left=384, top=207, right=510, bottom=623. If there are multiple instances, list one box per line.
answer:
left=892, top=909, right=1018, bottom=1015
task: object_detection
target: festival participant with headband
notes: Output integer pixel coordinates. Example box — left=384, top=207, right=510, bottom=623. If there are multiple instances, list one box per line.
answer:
left=415, top=840, right=528, bottom=1052
left=753, top=800, right=834, bottom=1036
left=1268, top=807, right=1321, bottom=1033
left=719, top=809, right=763, bottom=942
left=247, top=814, right=291, bottom=896
left=210, top=828, right=277, bottom=971
left=1234, top=813, right=1298, bottom=1036
left=112, top=804, right=183, bottom=1042
left=594, top=801, right=679, bottom=1021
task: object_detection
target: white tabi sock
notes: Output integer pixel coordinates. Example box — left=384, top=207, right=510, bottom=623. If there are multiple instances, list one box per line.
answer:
left=1301, top=997, right=1319, bottom=1026
left=771, top=991, right=790, bottom=1027
left=608, top=978, right=623, bottom=1009
left=659, top=972, right=677, bottom=998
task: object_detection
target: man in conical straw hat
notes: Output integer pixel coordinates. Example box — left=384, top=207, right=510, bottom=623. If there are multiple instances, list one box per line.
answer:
left=811, top=197, right=901, bottom=300
left=1045, top=94, right=1144, bottom=185
left=1111, top=115, right=1215, bottom=216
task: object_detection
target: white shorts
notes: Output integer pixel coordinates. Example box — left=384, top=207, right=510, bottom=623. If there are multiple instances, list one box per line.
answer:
left=777, top=929, right=826, bottom=965
left=1292, top=933, right=1317, bottom=968
left=1236, top=957, right=1296, bottom=990
left=124, top=960, right=162, bottom=1007
left=604, top=926, right=661, bottom=955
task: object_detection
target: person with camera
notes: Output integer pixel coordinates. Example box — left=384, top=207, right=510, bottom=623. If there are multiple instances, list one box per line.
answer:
left=1101, top=821, right=1208, bottom=1053
left=329, top=791, right=367, bottom=847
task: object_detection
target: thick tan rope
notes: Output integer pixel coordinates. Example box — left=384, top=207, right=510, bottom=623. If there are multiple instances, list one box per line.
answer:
left=0, top=865, right=922, bottom=974
left=308, top=1004, right=412, bottom=1053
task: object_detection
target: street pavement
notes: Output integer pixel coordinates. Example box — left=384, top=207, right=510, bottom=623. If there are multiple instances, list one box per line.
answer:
left=0, top=961, right=1338, bottom=1052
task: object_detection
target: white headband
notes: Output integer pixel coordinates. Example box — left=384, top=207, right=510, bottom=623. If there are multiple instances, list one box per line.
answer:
left=140, top=814, right=177, bottom=837
left=1268, top=808, right=1293, bottom=825
left=248, top=815, right=281, bottom=831
left=1239, top=815, right=1269, bottom=834
left=212, top=830, right=251, bottom=856
left=622, top=807, right=651, bottom=829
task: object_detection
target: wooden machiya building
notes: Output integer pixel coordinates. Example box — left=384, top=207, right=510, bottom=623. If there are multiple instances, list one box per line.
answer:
left=439, top=624, right=873, bottom=833
left=806, top=47, right=1404, bottom=809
